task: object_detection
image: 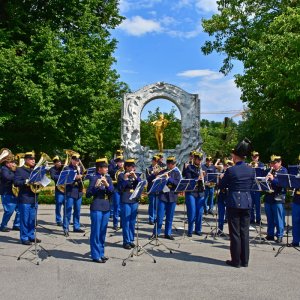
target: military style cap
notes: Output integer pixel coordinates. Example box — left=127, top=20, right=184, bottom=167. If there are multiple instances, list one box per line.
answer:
left=166, top=156, right=176, bottom=164
left=71, top=153, right=80, bottom=160
left=124, top=158, right=135, bottom=167
left=116, top=149, right=123, bottom=155
left=114, top=155, right=124, bottom=163
left=152, top=155, right=159, bottom=161
left=24, top=151, right=35, bottom=159
left=53, top=155, right=61, bottom=163
left=206, top=155, right=212, bottom=161
left=189, top=150, right=196, bottom=156
left=252, top=151, right=259, bottom=156
left=193, top=152, right=203, bottom=160
left=232, top=138, right=252, bottom=157
left=96, top=157, right=108, bottom=168
left=270, top=155, right=281, bottom=163
left=224, top=158, right=234, bottom=165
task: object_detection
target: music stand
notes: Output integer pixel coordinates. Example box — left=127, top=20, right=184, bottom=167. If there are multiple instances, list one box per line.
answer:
left=174, top=179, right=197, bottom=243
left=288, top=165, right=300, bottom=176
left=250, top=177, right=275, bottom=250
left=17, top=166, right=51, bottom=265
left=57, top=169, right=77, bottom=242
left=275, top=174, right=300, bottom=257
left=122, top=180, right=156, bottom=266
left=143, top=177, right=173, bottom=254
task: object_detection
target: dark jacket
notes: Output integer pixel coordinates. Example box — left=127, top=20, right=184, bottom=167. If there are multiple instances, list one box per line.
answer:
left=49, top=166, right=64, bottom=194
left=64, top=164, right=84, bottom=200
left=184, top=164, right=204, bottom=197
left=118, top=172, right=141, bottom=204
left=0, top=165, right=15, bottom=195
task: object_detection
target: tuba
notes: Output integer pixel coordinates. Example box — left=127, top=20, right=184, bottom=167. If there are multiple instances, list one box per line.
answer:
left=114, top=167, right=124, bottom=184
left=0, top=148, right=12, bottom=163
left=12, top=153, right=26, bottom=197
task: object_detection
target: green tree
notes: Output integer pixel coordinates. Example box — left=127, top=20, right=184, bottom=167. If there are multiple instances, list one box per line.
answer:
left=0, top=0, right=128, bottom=163
left=201, top=0, right=300, bottom=163
left=141, top=107, right=181, bottom=150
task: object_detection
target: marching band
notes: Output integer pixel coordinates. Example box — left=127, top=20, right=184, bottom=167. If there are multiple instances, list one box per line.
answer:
left=0, top=145, right=300, bottom=266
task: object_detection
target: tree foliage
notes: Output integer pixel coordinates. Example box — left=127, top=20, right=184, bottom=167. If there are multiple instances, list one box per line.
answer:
left=140, top=107, right=181, bottom=150
left=201, top=0, right=300, bottom=163
left=0, top=0, right=128, bottom=163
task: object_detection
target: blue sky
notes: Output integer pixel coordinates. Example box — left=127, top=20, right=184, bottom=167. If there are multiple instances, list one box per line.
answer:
left=113, top=0, right=244, bottom=122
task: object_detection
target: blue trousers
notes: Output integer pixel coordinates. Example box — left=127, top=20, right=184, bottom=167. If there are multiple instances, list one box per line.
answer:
left=121, top=202, right=138, bottom=245
left=292, top=203, right=300, bottom=244
left=63, top=197, right=82, bottom=231
left=153, top=200, right=176, bottom=236
left=55, top=191, right=64, bottom=224
left=250, top=191, right=261, bottom=223
left=218, top=200, right=226, bottom=231
left=90, top=210, right=110, bottom=260
left=113, top=191, right=121, bottom=227
left=19, top=203, right=37, bottom=242
left=0, top=194, right=20, bottom=229
left=148, top=194, right=157, bottom=223
left=185, top=193, right=205, bottom=234
left=265, top=202, right=284, bottom=238
left=204, top=187, right=215, bottom=212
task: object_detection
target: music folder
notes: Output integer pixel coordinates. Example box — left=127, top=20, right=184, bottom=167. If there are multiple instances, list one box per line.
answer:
left=28, top=166, right=51, bottom=187
left=148, top=177, right=168, bottom=194
left=175, top=179, right=197, bottom=193
left=129, top=180, right=147, bottom=201
left=56, top=169, right=76, bottom=187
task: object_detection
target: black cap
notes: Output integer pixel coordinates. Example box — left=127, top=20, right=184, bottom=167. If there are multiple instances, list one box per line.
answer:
left=232, top=138, right=252, bottom=157
left=124, top=159, right=135, bottom=167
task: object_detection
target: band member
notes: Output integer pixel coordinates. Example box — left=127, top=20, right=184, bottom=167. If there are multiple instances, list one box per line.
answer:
left=86, top=158, right=114, bottom=263
left=184, top=152, right=205, bottom=236
left=109, top=155, right=124, bottom=230
left=292, top=155, right=300, bottom=247
left=219, top=139, right=255, bottom=267
left=152, top=156, right=181, bottom=240
left=14, top=151, right=41, bottom=245
left=49, top=156, right=64, bottom=226
left=182, top=150, right=195, bottom=178
left=146, top=155, right=160, bottom=225
left=156, top=153, right=166, bottom=168
left=63, top=153, right=85, bottom=235
left=265, top=155, right=288, bottom=243
left=249, top=151, right=264, bottom=225
left=202, top=155, right=217, bottom=215
left=118, top=159, right=141, bottom=249
left=217, top=159, right=233, bottom=235
left=0, top=155, right=20, bottom=232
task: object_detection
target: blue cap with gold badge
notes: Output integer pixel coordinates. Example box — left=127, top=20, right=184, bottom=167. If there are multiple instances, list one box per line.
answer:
left=166, top=156, right=176, bottom=164
left=124, top=158, right=135, bottom=167
left=270, top=154, right=281, bottom=163
left=96, top=157, right=108, bottom=168
left=24, top=151, right=35, bottom=159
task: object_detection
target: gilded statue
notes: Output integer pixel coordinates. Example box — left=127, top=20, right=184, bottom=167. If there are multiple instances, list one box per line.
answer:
left=151, top=114, right=169, bottom=152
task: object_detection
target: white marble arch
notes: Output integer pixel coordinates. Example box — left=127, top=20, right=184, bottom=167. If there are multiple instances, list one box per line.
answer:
left=121, top=82, right=202, bottom=172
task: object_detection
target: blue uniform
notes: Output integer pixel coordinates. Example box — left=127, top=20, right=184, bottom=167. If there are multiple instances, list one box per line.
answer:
left=217, top=188, right=227, bottom=232
left=63, top=164, right=84, bottom=232
left=250, top=161, right=264, bottom=223
left=219, top=161, right=255, bottom=266
left=86, top=173, right=114, bottom=260
left=153, top=167, right=181, bottom=236
left=49, top=166, right=64, bottom=225
left=292, top=187, right=300, bottom=246
left=184, top=164, right=205, bottom=235
left=146, top=165, right=157, bottom=223
left=202, top=163, right=217, bottom=213
left=118, top=172, right=141, bottom=246
left=14, top=165, right=38, bottom=243
left=0, top=165, right=20, bottom=230
left=264, top=166, right=288, bottom=239
left=108, top=165, right=121, bottom=228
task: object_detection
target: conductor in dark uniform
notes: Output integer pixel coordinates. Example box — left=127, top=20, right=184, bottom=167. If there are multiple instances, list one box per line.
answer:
left=219, top=139, right=255, bottom=267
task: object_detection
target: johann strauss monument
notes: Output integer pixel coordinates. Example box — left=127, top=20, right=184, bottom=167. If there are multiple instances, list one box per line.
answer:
left=121, top=82, right=202, bottom=171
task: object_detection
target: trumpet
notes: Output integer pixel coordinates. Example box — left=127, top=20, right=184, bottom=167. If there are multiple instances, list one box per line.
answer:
left=125, top=171, right=137, bottom=179
left=95, top=175, right=108, bottom=188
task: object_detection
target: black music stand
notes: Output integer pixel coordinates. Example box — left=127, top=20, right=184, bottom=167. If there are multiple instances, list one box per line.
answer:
left=122, top=180, right=156, bottom=266
left=249, top=177, right=275, bottom=250
left=143, top=177, right=173, bottom=254
left=17, top=167, right=51, bottom=265
left=57, top=169, right=77, bottom=242
left=275, top=174, right=300, bottom=257
left=174, top=179, right=197, bottom=243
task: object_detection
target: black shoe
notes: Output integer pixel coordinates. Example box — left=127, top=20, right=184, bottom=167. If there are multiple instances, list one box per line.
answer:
left=123, top=244, right=131, bottom=250
left=204, top=210, right=208, bottom=215
left=149, top=234, right=155, bottom=240
left=113, top=226, right=119, bottom=231
left=194, top=231, right=203, bottom=236
left=208, top=210, right=214, bottom=215
left=276, top=237, right=283, bottom=243
left=64, top=230, right=69, bottom=237
left=164, top=235, right=175, bottom=240
left=217, top=231, right=226, bottom=237
left=30, top=238, right=41, bottom=243
left=22, top=240, right=32, bottom=245
left=93, top=258, right=105, bottom=263
left=265, top=235, right=275, bottom=241
left=101, top=256, right=109, bottom=261
left=12, top=226, right=20, bottom=231
left=224, top=219, right=228, bottom=224
left=241, top=263, right=248, bottom=267
left=187, top=233, right=192, bottom=237
left=0, top=227, right=10, bottom=232
left=149, top=221, right=154, bottom=225
left=73, top=228, right=85, bottom=233
left=130, top=242, right=135, bottom=248
left=292, top=242, right=300, bottom=247
left=255, top=221, right=263, bottom=225
left=226, top=260, right=240, bottom=268
left=57, top=222, right=63, bottom=226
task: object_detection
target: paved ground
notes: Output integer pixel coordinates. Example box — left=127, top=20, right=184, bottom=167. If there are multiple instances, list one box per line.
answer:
left=0, top=204, right=299, bottom=300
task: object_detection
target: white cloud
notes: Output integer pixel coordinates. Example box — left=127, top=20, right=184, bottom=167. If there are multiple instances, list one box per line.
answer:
left=195, top=0, right=218, bottom=13
left=119, top=16, right=161, bottom=36
left=119, top=0, right=163, bottom=13
left=177, top=69, right=223, bottom=80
